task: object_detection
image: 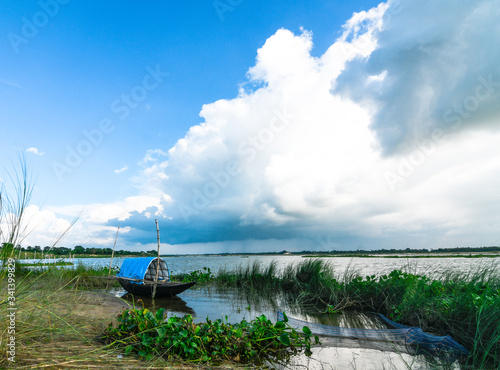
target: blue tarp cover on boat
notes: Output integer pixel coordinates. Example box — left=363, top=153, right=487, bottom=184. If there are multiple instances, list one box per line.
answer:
left=117, top=257, right=156, bottom=280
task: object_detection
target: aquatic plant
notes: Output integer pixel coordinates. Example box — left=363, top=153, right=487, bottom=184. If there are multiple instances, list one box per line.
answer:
left=212, top=259, right=500, bottom=368
left=174, top=266, right=214, bottom=283
left=102, top=307, right=319, bottom=365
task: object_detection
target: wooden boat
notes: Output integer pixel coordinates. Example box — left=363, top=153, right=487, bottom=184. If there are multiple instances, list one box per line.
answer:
left=117, top=257, right=196, bottom=298
left=118, top=278, right=196, bottom=298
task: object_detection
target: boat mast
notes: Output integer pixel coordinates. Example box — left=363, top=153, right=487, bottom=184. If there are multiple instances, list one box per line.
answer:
left=107, top=224, right=120, bottom=290
left=153, top=219, right=160, bottom=299
left=153, top=219, right=171, bottom=298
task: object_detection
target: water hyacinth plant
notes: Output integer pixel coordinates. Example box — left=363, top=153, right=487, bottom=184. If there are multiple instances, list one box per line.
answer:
left=102, top=307, right=319, bottom=365
left=211, top=259, right=500, bottom=368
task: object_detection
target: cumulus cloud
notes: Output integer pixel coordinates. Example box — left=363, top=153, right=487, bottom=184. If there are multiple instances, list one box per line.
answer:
left=42, top=195, right=169, bottom=248
left=334, top=0, right=500, bottom=155
left=26, top=147, right=44, bottom=156
left=130, top=3, right=500, bottom=250
left=140, top=149, right=168, bottom=165
left=1, top=205, right=73, bottom=247
left=21, top=1, right=500, bottom=251
left=154, top=27, right=382, bottom=243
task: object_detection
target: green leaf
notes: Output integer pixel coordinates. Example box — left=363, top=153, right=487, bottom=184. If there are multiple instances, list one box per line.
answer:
left=155, top=308, right=166, bottom=321
left=124, top=345, right=134, bottom=355
left=145, top=311, right=155, bottom=322
left=278, top=333, right=290, bottom=346
left=302, top=326, right=312, bottom=335
left=156, top=326, right=166, bottom=338
left=274, top=321, right=286, bottom=329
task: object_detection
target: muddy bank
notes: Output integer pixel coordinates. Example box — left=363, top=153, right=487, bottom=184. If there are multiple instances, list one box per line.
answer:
left=71, top=291, right=131, bottom=320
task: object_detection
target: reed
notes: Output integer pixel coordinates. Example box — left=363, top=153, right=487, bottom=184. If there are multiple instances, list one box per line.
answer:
left=0, top=160, right=140, bottom=368
left=213, top=258, right=500, bottom=368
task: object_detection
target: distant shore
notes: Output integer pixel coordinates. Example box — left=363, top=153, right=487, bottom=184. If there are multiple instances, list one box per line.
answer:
left=11, top=245, right=500, bottom=260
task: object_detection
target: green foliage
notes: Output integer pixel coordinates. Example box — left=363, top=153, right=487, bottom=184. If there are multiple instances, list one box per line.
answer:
left=17, top=261, right=74, bottom=267
left=14, top=263, right=121, bottom=290
left=102, top=308, right=319, bottom=365
left=212, top=259, right=500, bottom=368
left=176, top=267, right=214, bottom=283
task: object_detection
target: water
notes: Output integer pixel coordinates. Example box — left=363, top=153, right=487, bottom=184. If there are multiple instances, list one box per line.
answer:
left=21, top=253, right=498, bottom=277
left=106, top=285, right=460, bottom=369
left=26, top=254, right=485, bottom=368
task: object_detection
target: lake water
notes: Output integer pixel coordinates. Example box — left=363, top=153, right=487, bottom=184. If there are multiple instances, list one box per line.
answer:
left=59, top=254, right=483, bottom=369
left=22, top=255, right=491, bottom=368
left=26, top=253, right=499, bottom=278
left=108, top=285, right=447, bottom=369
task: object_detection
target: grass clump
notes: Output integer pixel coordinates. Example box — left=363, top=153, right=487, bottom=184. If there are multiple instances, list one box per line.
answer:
left=102, top=307, right=319, bottom=366
left=173, top=266, right=214, bottom=283
left=0, top=158, right=139, bottom=368
left=213, top=259, right=500, bottom=368
left=15, top=262, right=121, bottom=290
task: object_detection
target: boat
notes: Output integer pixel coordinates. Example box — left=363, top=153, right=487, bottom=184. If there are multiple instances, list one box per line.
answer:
left=117, top=257, right=196, bottom=298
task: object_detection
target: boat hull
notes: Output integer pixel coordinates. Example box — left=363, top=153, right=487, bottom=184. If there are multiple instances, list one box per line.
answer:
left=118, top=279, right=196, bottom=298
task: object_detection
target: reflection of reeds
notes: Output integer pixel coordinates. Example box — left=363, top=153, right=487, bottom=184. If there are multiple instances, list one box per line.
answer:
left=213, top=258, right=500, bottom=368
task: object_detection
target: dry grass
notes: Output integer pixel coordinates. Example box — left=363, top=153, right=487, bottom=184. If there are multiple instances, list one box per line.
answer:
left=1, top=285, right=207, bottom=369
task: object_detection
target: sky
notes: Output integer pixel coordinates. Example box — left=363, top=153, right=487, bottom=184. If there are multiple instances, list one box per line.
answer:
left=1, top=0, right=500, bottom=254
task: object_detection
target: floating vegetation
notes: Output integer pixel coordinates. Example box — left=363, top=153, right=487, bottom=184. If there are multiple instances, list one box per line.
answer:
left=102, top=307, right=319, bottom=366
left=211, top=259, right=500, bottom=369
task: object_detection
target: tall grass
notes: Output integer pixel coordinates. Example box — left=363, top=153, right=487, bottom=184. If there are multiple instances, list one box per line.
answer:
left=214, top=259, right=500, bottom=368
left=0, top=157, right=33, bottom=261
left=0, top=160, right=143, bottom=368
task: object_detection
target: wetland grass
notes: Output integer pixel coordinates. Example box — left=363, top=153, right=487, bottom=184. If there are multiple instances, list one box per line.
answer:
left=1, top=254, right=186, bottom=368
left=0, top=160, right=154, bottom=368
left=212, top=259, right=500, bottom=368
left=2, top=161, right=498, bottom=368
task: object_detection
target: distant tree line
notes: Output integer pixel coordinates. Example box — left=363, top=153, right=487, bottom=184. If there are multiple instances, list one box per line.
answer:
left=2, top=243, right=499, bottom=257
left=296, top=246, right=500, bottom=255
left=189, top=246, right=500, bottom=256
left=1, top=243, right=157, bottom=256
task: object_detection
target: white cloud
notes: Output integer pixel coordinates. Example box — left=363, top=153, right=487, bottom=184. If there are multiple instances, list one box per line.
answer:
left=1, top=205, right=73, bottom=247
left=114, top=166, right=128, bottom=174
left=19, top=1, right=500, bottom=250
left=0, top=78, right=23, bottom=89
left=334, top=0, right=500, bottom=155
left=26, top=147, right=44, bottom=156
left=140, top=149, right=168, bottom=165
left=135, top=5, right=500, bottom=249
left=37, top=194, right=171, bottom=248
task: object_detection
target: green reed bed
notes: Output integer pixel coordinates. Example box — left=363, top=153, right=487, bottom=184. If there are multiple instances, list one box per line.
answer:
left=14, top=262, right=121, bottom=290
left=0, top=259, right=130, bottom=368
left=211, top=259, right=500, bottom=369
left=18, top=261, right=74, bottom=267
left=1, top=159, right=167, bottom=368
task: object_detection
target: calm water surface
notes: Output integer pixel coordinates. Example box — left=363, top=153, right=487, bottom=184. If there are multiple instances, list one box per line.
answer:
left=26, top=255, right=484, bottom=368
left=86, top=254, right=477, bottom=369
left=37, top=254, right=498, bottom=278
left=104, top=285, right=459, bottom=370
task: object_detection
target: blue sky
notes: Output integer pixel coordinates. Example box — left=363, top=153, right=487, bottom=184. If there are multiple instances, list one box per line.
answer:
left=1, top=0, right=500, bottom=253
